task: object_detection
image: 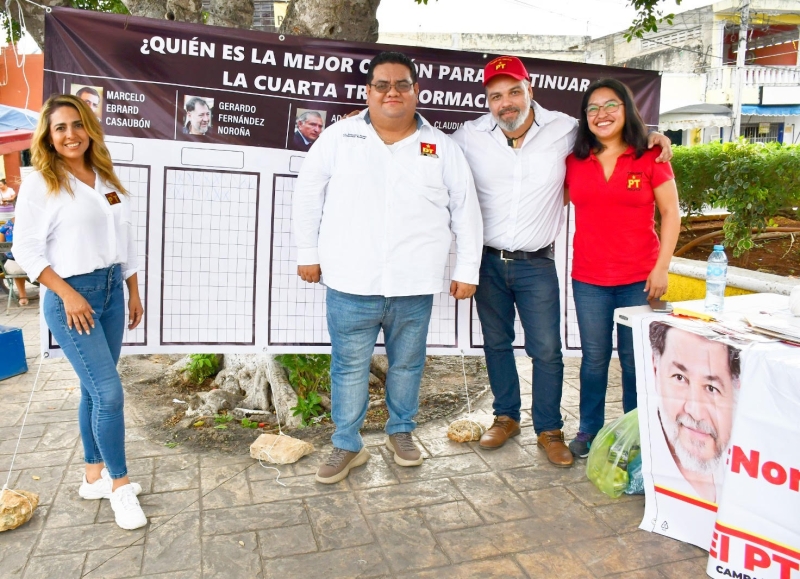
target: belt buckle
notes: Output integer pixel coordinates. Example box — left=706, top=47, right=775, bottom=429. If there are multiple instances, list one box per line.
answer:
left=500, top=250, right=512, bottom=262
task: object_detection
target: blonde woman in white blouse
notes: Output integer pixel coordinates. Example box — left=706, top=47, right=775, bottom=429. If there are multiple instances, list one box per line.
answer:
left=13, top=94, right=147, bottom=530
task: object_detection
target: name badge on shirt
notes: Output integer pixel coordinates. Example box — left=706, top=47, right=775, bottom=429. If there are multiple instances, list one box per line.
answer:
left=420, top=142, right=438, bottom=158
left=105, top=192, right=121, bottom=205
left=626, top=173, right=643, bottom=191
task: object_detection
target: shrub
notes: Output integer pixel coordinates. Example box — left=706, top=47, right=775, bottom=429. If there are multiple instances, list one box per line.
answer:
left=671, top=141, right=800, bottom=256
left=274, top=354, right=331, bottom=397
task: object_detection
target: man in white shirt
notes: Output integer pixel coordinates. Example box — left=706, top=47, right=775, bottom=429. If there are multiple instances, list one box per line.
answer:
left=293, top=51, right=483, bottom=484
left=451, top=56, right=672, bottom=467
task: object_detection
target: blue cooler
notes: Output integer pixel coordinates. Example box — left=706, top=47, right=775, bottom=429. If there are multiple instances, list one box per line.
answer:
left=0, top=325, right=27, bottom=380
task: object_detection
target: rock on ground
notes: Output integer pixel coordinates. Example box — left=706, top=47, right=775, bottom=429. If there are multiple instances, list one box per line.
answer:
left=447, top=418, right=488, bottom=443
left=0, top=489, right=39, bottom=532
left=250, top=433, right=314, bottom=464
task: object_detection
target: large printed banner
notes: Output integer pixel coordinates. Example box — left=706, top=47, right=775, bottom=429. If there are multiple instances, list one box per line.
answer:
left=42, top=7, right=661, bottom=356
left=632, top=306, right=800, bottom=579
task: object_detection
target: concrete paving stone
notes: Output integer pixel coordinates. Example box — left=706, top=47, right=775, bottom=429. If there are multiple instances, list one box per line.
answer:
left=83, top=545, right=145, bottom=578
left=0, top=469, right=20, bottom=489
left=0, top=437, right=38, bottom=455
left=151, top=465, right=199, bottom=493
left=390, top=451, right=489, bottom=483
left=521, top=486, right=616, bottom=541
left=128, top=488, right=201, bottom=518
left=250, top=473, right=350, bottom=505
left=5, top=403, right=27, bottom=424
left=346, top=446, right=400, bottom=490
left=153, top=454, right=199, bottom=473
left=126, top=440, right=182, bottom=460
left=126, top=457, right=156, bottom=477
left=199, top=452, right=252, bottom=468
left=141, top=512, right=201, bottom=575
left=435, top=517, right=549, bottom=563
left=570, top=531, right=706, bottom=576
left=4, top=389, right=65, bottom=404
left=202, top=532, right=264, bottom=579
left=418, top=500, right=483, bottom=533
left=25, top=399, right=68, bottom=413
left=14, top=466, right=66, bottom=507
left=22, top=552, right=85, bottom=579
left=511, top=425, right=540, bottom=446
left=451, top=472, right=533, bottom=523
left=0, top=424, right=46, bottom=442
left=136, top=571, right=199, bottom=579
left=593, top=495, right=647, bottom=534
left=201, top=470, right=253, bottom=510
left=468, top=439, right=539, bottom=470
left=258, top=523, right=318, bottom=559
left=305, top=493, right=374, bottom=551
left=36, top=521, right=145, bottom=554
left=287, top=452, right=322, bottom=476
left=202, top=500, right=307, bottom=535
left=367, top=509, right=449, bottom=574
left=567, top=480, right=646, bottom=508
left=8, top=448, right=74, bottom=470
left=362, top=431, right=391, bottom=447
left=356, top=478, right=464, bottom=514
left=613, top=569, right=653, bottom=579
left=654, top=555, right=711, bottom=578
left=0, top=529, right=37, bottom=578
left=35, top=421, right=80, bottom=452
left=49, top=370, right=80, bottom=381
left=42, top=485, right=101, bottom=528
left=245, top=460, right=295, bottom=482
left=416, top=436, right=477, bottom=458
left=414, top=419, right=452, bottom=440
left=42, top=379, right=80, bottom=391
left=515, top=545, right=596, bottom=578
left=398, top=557, right=528, bottom=579
left=498, top=461, right=590, bottom=492
left=122, top=427, right=152, bottom=443
left=261, top=544, right=389, bottom=579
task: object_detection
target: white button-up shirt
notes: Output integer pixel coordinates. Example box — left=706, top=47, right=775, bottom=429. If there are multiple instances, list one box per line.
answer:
left=293, top=110, right=483, bottom=297
left=12, top=170, right=138, bottom=282
left=451, top=101, right=577, bottom=253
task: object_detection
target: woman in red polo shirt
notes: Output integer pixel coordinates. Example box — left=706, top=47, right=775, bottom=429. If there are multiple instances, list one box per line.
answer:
left=565, top=78, right=680, bottom=458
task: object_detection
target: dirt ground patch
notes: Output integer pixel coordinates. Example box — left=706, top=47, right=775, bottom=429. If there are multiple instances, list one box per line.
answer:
left=676, top=216, right=800, bottom=277
left=121, top=355, right=490, bottom=452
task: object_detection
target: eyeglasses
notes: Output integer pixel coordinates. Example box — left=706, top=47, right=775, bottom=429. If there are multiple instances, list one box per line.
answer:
left=586, top=101, right=623, bottom=117
left=368, top=80, right=414, bottom=93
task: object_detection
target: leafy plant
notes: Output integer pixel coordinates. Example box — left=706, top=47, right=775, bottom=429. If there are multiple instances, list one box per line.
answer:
left=213, top=413, right=232, bottom=429
left=241, top=418, right=259, bottom=429
left=291, top=391, right=324, bottom=427
left=184, top=354, right=220, bottom=385
left=671, top=142, right=800, bottom=257
left=274, top=354, right=331, bottom=396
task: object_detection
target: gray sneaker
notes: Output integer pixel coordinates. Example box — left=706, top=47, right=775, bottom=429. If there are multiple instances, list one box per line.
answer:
left=386, top=432, right=423, bottom=467
left=315, top=447, right=370, bottom=484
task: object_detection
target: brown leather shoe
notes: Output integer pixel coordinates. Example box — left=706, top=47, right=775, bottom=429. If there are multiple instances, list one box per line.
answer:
left=537, top=430, right=574, bottom=468
left=479, top=416, right=521, bottom=450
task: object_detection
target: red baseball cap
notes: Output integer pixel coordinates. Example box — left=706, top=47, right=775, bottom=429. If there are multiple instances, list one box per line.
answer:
left=483, top=56, right=530, bottom=86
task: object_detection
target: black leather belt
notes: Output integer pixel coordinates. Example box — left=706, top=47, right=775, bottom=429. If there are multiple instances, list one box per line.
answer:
left=484, top=244, right=554, bottom=261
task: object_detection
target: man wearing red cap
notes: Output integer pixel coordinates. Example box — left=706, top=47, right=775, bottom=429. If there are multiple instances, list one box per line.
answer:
left=451, top=55, right=672, bottom=468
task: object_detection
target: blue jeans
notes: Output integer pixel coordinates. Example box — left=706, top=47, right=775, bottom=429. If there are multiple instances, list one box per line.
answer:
left=326, top=288, right=433, bottom=452
left=475, top=252, right=564, bottom=433
left=43, top=265, right=128, bottom=479
left=572, top=279, right=648, bottom=436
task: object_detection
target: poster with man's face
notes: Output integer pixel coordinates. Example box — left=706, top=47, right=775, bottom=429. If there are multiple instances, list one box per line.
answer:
left=183, top=95, right=214, bottom=136
left=638, top=318, right=741, bottom=549
left=71, top=84, right=103, bottom=120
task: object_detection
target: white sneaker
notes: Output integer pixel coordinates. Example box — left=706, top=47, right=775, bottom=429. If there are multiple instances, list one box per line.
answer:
left=110, top=483, right=147, bottom=530
left=79, top=468, right=143, bottom=500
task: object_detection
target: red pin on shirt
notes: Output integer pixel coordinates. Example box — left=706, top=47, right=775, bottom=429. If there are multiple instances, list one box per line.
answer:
left=105, top=192, right=121, bottom=205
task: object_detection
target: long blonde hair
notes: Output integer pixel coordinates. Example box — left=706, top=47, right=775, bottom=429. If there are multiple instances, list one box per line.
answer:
left=30, top=94, right=126, bottom=196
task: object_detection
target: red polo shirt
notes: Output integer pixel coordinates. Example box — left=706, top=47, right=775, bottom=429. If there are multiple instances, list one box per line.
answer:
left=565, top=146, right=674, bottom=286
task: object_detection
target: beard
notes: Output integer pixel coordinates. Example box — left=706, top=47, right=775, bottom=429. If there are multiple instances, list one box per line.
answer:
left=494, top=95, right=531, bottom=132
left=657, top=404, right=727, bottom=475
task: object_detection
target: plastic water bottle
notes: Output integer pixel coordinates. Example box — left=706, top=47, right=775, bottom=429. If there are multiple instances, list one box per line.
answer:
left=704, top=245, right=728, bottom=313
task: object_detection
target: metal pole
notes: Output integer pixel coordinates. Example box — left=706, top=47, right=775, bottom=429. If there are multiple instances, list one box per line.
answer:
left=731, top=0, right=751, bottom=140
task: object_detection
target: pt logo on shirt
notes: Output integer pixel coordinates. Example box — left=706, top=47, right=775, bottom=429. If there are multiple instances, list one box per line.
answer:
left=627, top=173, right=643, bottom=191
left=420, top=142, right=438, bottom=158
left=105, top=192, right=121, bottom=205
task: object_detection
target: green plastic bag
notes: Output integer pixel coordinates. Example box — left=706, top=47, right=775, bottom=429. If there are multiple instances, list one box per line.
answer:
left=586, top=408, right=640, bottom=499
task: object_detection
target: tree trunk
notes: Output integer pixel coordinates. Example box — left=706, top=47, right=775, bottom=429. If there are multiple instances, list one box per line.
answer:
left=18, top=0, right=70, bottom=53
left=279, top=0, right=380, bottom=42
